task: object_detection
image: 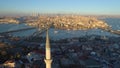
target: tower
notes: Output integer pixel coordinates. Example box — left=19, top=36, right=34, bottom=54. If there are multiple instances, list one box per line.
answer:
left=44, top=29, right=52, bottom=68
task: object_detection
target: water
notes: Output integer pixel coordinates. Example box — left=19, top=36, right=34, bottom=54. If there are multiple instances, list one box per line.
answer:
left=0, top=23, right=37, bottom=37
left=43, top=18, right=120, bottom=40
left=0, top=18, right=120, bottom=40
left=102, top=18, right=120, bottom=30
left=46, top=28, right=119, bottom=40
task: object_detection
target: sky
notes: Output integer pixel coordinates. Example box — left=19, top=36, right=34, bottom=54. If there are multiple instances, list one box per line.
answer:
left=0, top=0, right=120, bottom=16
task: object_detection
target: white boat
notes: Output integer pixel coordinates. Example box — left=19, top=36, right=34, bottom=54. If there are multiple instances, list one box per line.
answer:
left=54, top=30, right=58, bottom=34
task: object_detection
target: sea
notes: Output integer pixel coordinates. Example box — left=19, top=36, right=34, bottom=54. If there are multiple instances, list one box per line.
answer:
left=0, top=18, right=120, bottom=40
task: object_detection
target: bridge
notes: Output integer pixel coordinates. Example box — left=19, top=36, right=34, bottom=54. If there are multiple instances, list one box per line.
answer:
left=28, top=28, right=47, bottom=37
left=0, top=27, right=36, bottom=34
left=0, top=27, right=47, bottom=39
left=0, top=26, right=120, bottom=36
left=101, top=28, right=120, bottom=35
left=109, top=30, right=120, bottom=35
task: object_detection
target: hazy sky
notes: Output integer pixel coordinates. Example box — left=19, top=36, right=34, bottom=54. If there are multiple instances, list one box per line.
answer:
left=0, top=0, right=120, bottom=15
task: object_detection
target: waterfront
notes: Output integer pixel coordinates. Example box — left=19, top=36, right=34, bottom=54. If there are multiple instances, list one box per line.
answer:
left=0, top=23, right=37, bottom=37
left=0, top=17, right=120, bottom=68
left=1, top=0, right=120, bottom=67
left=0, top=18, right=120, bottom=40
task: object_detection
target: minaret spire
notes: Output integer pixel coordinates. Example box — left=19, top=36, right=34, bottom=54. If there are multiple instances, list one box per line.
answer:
left=44, top=29, right=52, bottom=68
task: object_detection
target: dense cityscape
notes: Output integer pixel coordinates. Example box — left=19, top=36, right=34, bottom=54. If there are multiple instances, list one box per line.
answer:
left=1, top=0, right=120, bottom=68
left=0, top=15, right=120, bottom=68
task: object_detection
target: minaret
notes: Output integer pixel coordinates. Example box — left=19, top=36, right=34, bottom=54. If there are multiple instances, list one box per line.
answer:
left=44, top=29, right=52, bottom=68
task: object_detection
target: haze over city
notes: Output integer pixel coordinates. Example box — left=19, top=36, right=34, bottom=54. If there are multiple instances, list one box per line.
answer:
left=1, top=0, right=120, bottom=68
left=0, top=0, right=120, bottom=16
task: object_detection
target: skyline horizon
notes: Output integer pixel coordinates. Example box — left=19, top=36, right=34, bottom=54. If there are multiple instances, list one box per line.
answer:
left=0, top=0, right=120, bottom=16
left=1, top=12, right=120, bottom=16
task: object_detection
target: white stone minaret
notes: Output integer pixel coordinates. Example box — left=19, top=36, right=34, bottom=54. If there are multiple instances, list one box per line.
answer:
left=44, top=29, right=52, bottom=68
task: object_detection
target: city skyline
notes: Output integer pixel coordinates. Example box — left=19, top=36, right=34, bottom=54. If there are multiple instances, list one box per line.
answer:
left=0, top=0, right=120, bottom=16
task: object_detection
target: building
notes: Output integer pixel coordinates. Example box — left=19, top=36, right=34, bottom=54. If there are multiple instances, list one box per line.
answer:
left=44, top=29, right=52, bottom=68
